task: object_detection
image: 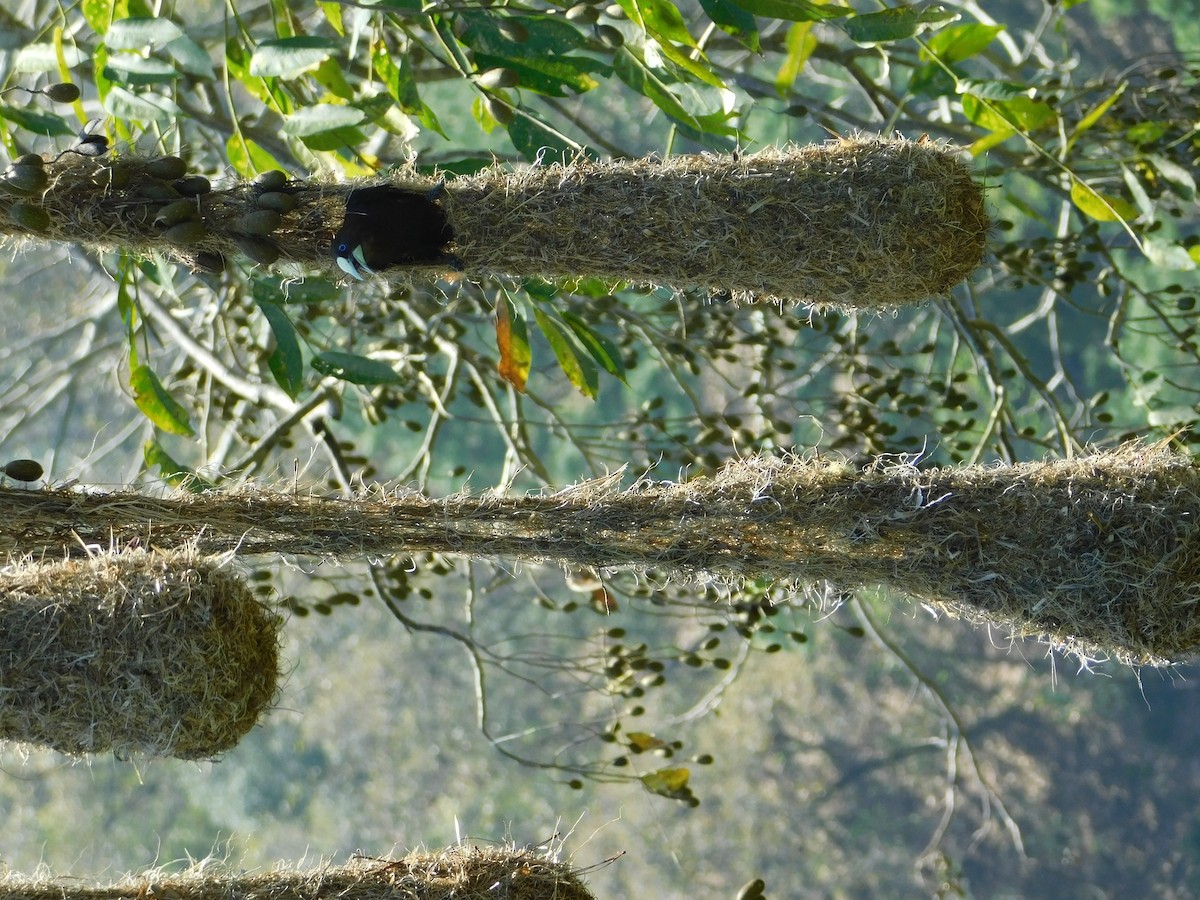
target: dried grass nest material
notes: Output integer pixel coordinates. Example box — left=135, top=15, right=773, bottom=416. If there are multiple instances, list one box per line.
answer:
left=443, top=134, right=990, bottom=308
left=3, top=443, right=1194, bottom=666
left=0, top=548, right=281, bottom=760
left=3, top=135, right=986, bottom=307
left=691, top=443, right=1200, bottom=667
left=0, top=846, right=596, bottom=900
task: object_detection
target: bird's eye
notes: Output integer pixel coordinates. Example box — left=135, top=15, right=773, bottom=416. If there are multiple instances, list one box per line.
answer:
left=337, top=243, right=348, bottom=254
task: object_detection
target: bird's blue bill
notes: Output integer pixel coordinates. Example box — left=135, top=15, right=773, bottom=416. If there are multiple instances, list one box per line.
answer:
left=336, top=244, right=373, bottom=280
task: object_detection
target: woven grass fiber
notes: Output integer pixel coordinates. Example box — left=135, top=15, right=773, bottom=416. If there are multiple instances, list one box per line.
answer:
left=2, top=135, right=987, bottom=309
left=0, top=548, right=281, bottom=759
left=1, top=153, right=339, bottom=271
left=3, top=443, right=1199, bottom=665
left=444, top=134, right=989, bottom=308
left=0, top=846, right=595, bottom=900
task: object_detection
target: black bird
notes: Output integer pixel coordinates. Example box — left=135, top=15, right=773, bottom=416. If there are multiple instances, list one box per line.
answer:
left=332, top=184, right=454, bottom=280
left=52, top=118, right=109, bottom=162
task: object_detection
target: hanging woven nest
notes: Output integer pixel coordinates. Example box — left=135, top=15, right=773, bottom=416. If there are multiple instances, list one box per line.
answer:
left=0, top=547, right=281, bottom=759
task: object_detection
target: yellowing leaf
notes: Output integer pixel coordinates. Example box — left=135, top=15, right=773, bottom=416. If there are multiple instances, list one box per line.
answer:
left=967, top=127, right=1016, bottom=155
left=1070, top=178, right=1139, bottom=223
left=561, top=310, right=627, bottom=384
left=1066, top=81, right=1125, bottom=151
left=775, top=21, right=817, bottom=94
left=627, top=731, right=667, bottom=752
left=533, top=307, right=599, bottom=399
left=962, top=93, right=1053, bottom=132
left=923, top=23, right=1003, bottom=63
left=641, top=766, right=691, bottom=797
left=226, top=135, right=284, bottom=179
left=130, top=364, right=195, bottom=436
left=496, top=295, right=531, bottom=393
left=143, top=440, right=215, bottom=492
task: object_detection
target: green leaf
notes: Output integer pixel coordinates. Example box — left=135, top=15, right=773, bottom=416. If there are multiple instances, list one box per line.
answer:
left=533, top=307, right=599, bottom=399
left=1000, top=96, right=1055, bottom=131
left=372, top=45, right=412, bottom=107
left=1126, top=121, right=1167, bottom=146
left=82, top=0, right=115, bottom=33
left=458, top=11, right=587, bottom=56
left=92, top=42, right=114, bottom=103
left=961, top=93, right=1053, bottom=132
left=280, top=103, right=365, bottom=136
left=14, top=43, right=88, bottom=73
left=310, top=56, right=355, bottom=101
left=374, top=44, right=445, bottom=136
left=566, top=276, right=626, bottom=298
left=619, top=3, right=727, bottom=88
left=1149, top=154, right=1197, bottom=202
left=619, top=0, right=698, bottom=47
left=165, top=35, right=214, bottom=77
left=775, top=20, right=817, bottom=94
left=224, top=37, right=274, bottom=105
left=841, top=4, right=957, bottom=44
left=523, top=279, right=560, bottom=303
left=226, top=136, right=285, bottom=179
left=102, top=54, right=178, bottom=85
left=1069, top=178, right=1139, bottom=223
left=652, top=35, right=726, bottom=89
left=104, top=85, right=179, bottom=121
left=105, top=17, right=183, bottom=50
left=614, top=46, right=700, bottom=131
left=474, top=52, right=606, bottom=97
left=116, top=260, right=139, bottom=359
left=1121, top=163, right=1153, bottom=218
left=507, top=114, right=581, bottom=164
left=727, top=0, right=852, bottom=21
left=0, top=104, right=73, bottom=136
left=285, top=279, right=341, bottom=304
left=130, top=364, right=195, bottom=436
left=253, top=276, right=339, bottom=305
left=967, top=127, right=1016, bottom=155
left=958, top=78, right=1034, bottom=101
left=312, top=350, right=403, bottom=385
left=908, top=61, right=956, bottom=97
left=301, top=128, right=368, bottom=152
left=922, top=22, right=1002, bottom=62
left=354, top=92, right=400, bottom=128
left=1143, top=238, right=1196, bottom=271
left=457, top=10, right=611, bottom=96
left=256, top=301, right=305, bottom=399
left=143, top=440, right=215, bottom=492
left=698, top=0, right=760, bottom=51
left=1148, top=406, right=1197, bottom=428
left=561, top=311, right=628, bottom=384
left=1066, top=81, right=1125, bottom=150
left=250, top=36, right=340, bottom=78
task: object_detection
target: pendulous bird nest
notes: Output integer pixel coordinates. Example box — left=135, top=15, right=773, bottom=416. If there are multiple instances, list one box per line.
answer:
left=2, top=135, right=987, bottom=309
left=0, top=845, right=596, bottom=900
left=442, top=134, right=990, bottom=309
left=0, top=547, right=281, bottom=759
left=2, top=443, right=1199, bottom=665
